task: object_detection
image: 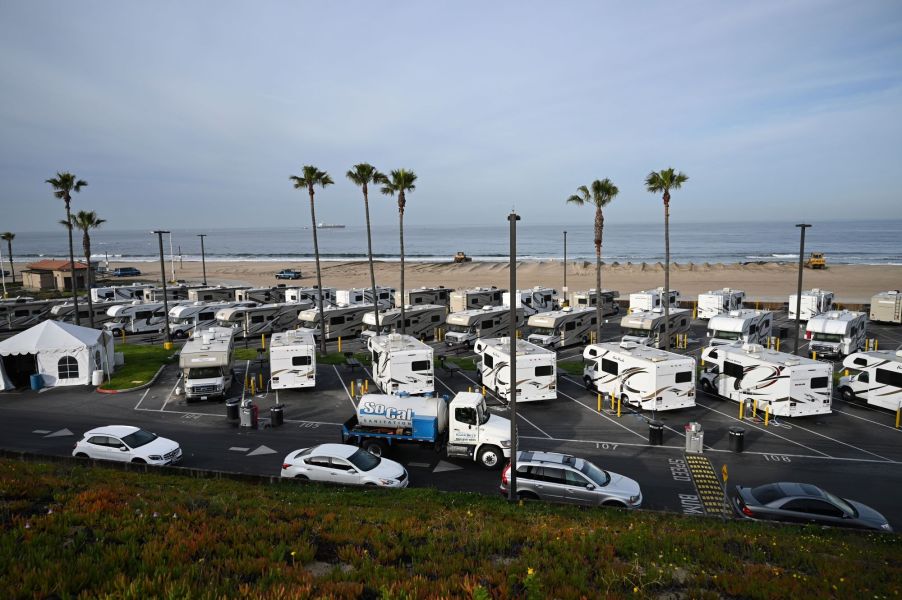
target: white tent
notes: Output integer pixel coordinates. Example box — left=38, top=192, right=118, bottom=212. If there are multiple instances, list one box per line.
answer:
left=0, top=320, right=115, bottom=390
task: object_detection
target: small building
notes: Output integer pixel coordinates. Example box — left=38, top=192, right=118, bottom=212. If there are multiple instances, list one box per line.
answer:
left=22, top=260, right=92, bottom=292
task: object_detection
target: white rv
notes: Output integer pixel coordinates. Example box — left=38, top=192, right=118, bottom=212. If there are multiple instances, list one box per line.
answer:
left=51, top=300, right=131, bottom=326
left=699, top=344, right=833, bottom=417
left=188, top=286, right=251, bottom=302
left=169, top=301, right=257, bottom=339
left=838, top=351, right=902, bottom=410
left=502, top=287, right=559, bottom=317
left=582, top=342, right=696, bottom=411
left=697, top=288, right=745, bottom=319
left=284, top=286, right=337, bottom=306
left=568, top=289, right=620, bottom=316
left=869, top=290, right=902, bottom=325
left=444, top=305, right=524, bottom=347
left=140, top=285, right=193, bottom=302
left=620, top=308, right=691, bottom=348
left=628, top=288, right=680, bottom=314
left=91, top=284, right=154, bottom=302
left=474, top=337, right=556, bottom=402
left=297, top=304, right=372, bottom=340
left=0, top=299, right=69, bottom=331
left=336, top=286, right=395, bottom=309
left=269, top=329, right=317, bottom=390
left=805, top=310, right=867, bottom=358
left=235, top=287, right=287, bottom=303
left=368, top=334, right=434, bottom=395
left=526, top=307, right=597, bottom=349
left=449, top=287, right=506, bottom=313
left=361, top=304, right=446, bottom=339
left=104, top=301, right=190, bottom=336
left=395, top=286, right=451, bottom=308
left=179, top=326, right=235, bottom=402
left=215, top=302, right=312, bottom=338
left=788, top=288, right=834, bottom=321
left=707, top=310, right=773, bottom=347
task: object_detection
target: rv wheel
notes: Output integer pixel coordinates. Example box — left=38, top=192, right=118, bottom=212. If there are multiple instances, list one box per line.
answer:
left=362, top=439, right=387, bottom=458
left=701, top=379, right=714, bottom=394
left=173, top=330, right=187, bottom=340
left=840, top=387, right=856, bottom=404
left=584, top=377, right=594, bottom=391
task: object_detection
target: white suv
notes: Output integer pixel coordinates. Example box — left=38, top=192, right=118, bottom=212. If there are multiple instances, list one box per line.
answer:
left=73, top=426, right=182, bottom=465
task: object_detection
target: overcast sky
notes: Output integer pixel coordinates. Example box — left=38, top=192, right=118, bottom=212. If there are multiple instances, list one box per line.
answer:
left=1, top=1, right=900, bottom=232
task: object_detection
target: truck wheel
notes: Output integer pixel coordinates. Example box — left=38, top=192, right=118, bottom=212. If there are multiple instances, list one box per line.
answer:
left=701, top=379, right=714, bottom=394
left=110, top=328, right=122, bottom=337
left=840, top=387, right=856, bottom=404
left=173, top=330, right=187, bottom=340
left=477, top=445, right=503, bottom=469
left=584, top=377, right=594, bottom=391
left=362, top=439, right=387, bottom=458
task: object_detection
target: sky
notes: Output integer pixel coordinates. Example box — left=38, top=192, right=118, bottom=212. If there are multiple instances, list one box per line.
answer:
left=1, top=1, right=901, bottom=232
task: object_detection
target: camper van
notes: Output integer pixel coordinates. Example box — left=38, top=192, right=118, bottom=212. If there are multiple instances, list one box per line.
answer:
left=699, top=344, right=833, bottom=417
left=805, top=310, right=867, bottom=358
left=474, top=337, right=557, bottom=402
left=697, top=288, right=745, bottom=320
left=788, top=289, right=834, bottom=321
left=582, top=341, right=696, bottom=411
left=526, top=307, right=597, bottom=349
left=368, top=334, right=434, bottom=395
left=140, top=285, right=193, bottom=302
left=91, top=284, right=154, bottom=303
left=51, top=300, right=131, bottom=327
left=502, top=287, right=559, bottom=317
left=336, top=286, right=395, bottom=309
left=707, top=310, right=773, bottom=347
left=188, top=286, right=250, bottom=303
left=361, top=304, right=446, bottom=339
left=838, top=351, right=902, bottom=410
left=215, top=303, right=312, bottom=338
left=235, top=287, right=287, bottom=304
left=444, top=305, right=524, bottom=347
left=169, top=301, right=257, bottom=339
left=104, top=301, right=191, bottom=336
left=449, top=287, right=506, bottom=313
left=0, top=298, right=69, bottom=331
left=284, top=286, right=337, bottom=306
left=568, top=289, right=620, bottom=316
left=869, top=290, right=902, bottom=325
left=179, top=327, right=235, bottom=401
left=620, top=308, right=691, bottom=348
left=269, top=329, right=317, bottom=390
left=297, top=304, right=372, bottom=341
left=395, top=286, right=451, bottom=308
left=628, top=288, right=680, bottom=314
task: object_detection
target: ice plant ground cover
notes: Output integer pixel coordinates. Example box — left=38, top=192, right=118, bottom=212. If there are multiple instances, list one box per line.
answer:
left=0, top=458, right=898, bottom=599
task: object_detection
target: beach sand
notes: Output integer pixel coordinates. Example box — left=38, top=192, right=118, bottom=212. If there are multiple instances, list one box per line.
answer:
left=111, top=260, right=901, bottom=304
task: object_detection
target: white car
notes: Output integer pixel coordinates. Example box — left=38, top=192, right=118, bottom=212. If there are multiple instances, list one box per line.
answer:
left=73, top=426, right=182, bottom=465
left=280, top=443, right=408, bottom=488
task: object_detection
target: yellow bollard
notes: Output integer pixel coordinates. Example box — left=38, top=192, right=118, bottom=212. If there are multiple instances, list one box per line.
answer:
left=739, top=401, right=745, bottom=420
left=121, top=330, right=127, bottom=344
left=468, top=386, right=472, bottom=393
left=261, top=334, right=266, bottom=350
left=896, top=403, right=901, bottom=429
left=752, top=400, right=758, bottom=419
left=844, top=369, right=849, bottom=377
left=617, top=396, right=621, bottom=418
left=482, top=386, right=487, bottom=397
left=610, top=393, right=615, bottom=411
left=776, top=338, right=781, bottom=352
left=351, top=380, right=356, bottom=397
left=812, top=351, right=817, bottom=361
left=875, top=339, right=879, bottom=351
left=338, top=336, right=342, bottom=353
left=364, top=379, right=369, bottom=393
left=244, top=373, right=249, bottom=388
left=258, top=373, right=263, bottom=390
left=250, top=378, right=256, bottom=395
left=756, top=301, right=760, bottom=310
left=692, top=301, right=697, bottom=320
left=597, top=393, right=602, bottom=412
left=764, top=404, right=770, bottom=426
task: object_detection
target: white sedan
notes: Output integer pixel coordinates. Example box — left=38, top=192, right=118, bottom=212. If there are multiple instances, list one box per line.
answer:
left=281, top=443, right=408, bottom=488
left=73, top=425, right=182, bottom=465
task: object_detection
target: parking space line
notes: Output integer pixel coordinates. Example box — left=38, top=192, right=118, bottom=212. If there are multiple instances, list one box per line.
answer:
left=160, top=375, right=182, bottom=411
left=134, top=388, right=150, bottom=410
left=134, top=405, right=339, bottom=426
left=785, top=419, right=892, bottom=462
left=556, top=388, right=648, bottom=441
left=332, top=365, right=357, bottom=409
left=832, top=406, right=902, bottom=431
left=452, top=370, right=553, bottom=439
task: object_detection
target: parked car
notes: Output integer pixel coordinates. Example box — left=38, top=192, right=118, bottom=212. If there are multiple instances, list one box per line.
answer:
left=275, top=269, right=302, bottom=280
left=280, top=443, right=408, bottom=488
left=111, top=267, right=141, bottom=277
left=733, top=482, right=892, bottom=532
left=500, top=450, right=642, bottom=508
left=72, top=426, right=182, bottom=465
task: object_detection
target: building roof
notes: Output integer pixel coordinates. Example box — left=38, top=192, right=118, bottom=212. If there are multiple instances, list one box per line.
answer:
left=25, top=259, right=90, bottom=272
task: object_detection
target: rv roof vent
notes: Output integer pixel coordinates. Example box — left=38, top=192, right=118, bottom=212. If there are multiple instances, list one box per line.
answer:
left=620, top=340, right=636, bottom=350
left=388, top=333, right=402, bottom=342
left=482, top=305, right=494, bottom=311
left=723, top=287, right=732, bottom=292
left=729, top=310, right=741, bottom=317
left=896, top=350, right=902, bottom=358
left=650, top=353, right=666, bottom=362
left=743, top=343, right=764, bottom=353
left=784, top=358, right=800, bottom=366
left=562, top=306, right=572, bottom=312
left=202, top=335, right=212, bottom=344
left=651, top=307, right=663, bottom=314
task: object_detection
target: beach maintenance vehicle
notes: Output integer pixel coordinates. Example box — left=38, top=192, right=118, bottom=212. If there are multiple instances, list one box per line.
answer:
left=628, top=287, right=680, bottom=314
left=568, top=289, right=621, bottom=316
left=453, top=251, right=472, bottom=263
left=805, top=310, right=867, bottom=358
left=169, top=301, right=257, bottom=339
left=91, top=284, right=154, bottom=303
left=395, top=286, right=451, bottom=308
left=838, top=350, right=902, bottom=409
left=583, top=341, right=696, bottom=411
left=788, top=288, right=834, bottom=321
left=103, top=301, right=192, bottom=336
left=620, top=308, right=691, bottom=349
left=368, top=334, right=434, bottom=396
left=444, top=305, right=524, bottom=347
left=474, top=337, right=557, bottom=402
left=699, top=343, right=833, bottom=417
left=707, top=309, right=773, bottom=347
left=269, top=329, right=317, bottom=390
left=341, top=391, right=512, bottom=469
left=297, top=304, right=372, bottom=341
left=502, top=287, right=559, bottom=317
left=869, top=290, right=902, bottom=324
left=179, top=326, right=235, bottom=402
left=336, top=286, right=395, bottom=309
left=805, top=252, right=827, bottom=269
left=284, top=286, right=337, bottom=307
left=450, top=287, right=506, bottom=313
left=697, top=288, right=745, bottom=320
left=188, top=286, right=251, bottom=303
left=361, top=304, right=445, bottom=339
left=526, top=306, right=596, bottom=349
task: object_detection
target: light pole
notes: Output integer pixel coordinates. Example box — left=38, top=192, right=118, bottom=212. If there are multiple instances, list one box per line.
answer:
left=197, top=234, right=208, bottom=286
left=793, top=224, right=811, bottom=356
left=152, top=230, right=172, bottom=345
left=563, top=230, right=567, bottom=293
left=507, top=211, right=520, bottom=502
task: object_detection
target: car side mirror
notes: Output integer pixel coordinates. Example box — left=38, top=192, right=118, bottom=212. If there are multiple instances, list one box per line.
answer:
left=586, top=484, right=595, bottom=491
left=119, top=446, right=129, bottom=452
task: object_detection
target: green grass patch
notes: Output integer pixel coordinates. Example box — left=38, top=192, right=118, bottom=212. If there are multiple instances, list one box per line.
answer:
left=101, top=344, right=176, bottom=390
left=232, top=347, right=261, bottom=361
left=557, top=360, right=584, bottom=376
left=437, top=356, right=477, bottom=371
left=317, top=351, right=371, bottom=365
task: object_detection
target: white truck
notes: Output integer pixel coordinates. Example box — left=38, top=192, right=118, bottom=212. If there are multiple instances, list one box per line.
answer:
left=699, top=343, right=833, bottom=417
left=179, top=327, right=235, bottom=402
left=297, top=304, right=372, bottom=341
left=568, top=289, right=620, bottom=316
left=188, top=286, right=250, bottom=302
left=697, top=288, right=745, bottom=319
left=284, top=286, right=337, bottom=306
left=368, top=334, right=434, bottom=395
left=474, top=337, right=556, bottom=402
left=450, top=287, right=506, bottom=313
left=216, top=302, right=312, bottom=338
left=869, top=290, right=902, bottom=324
left=628, top=288, right=680, bottom=314
left=583, top=341, right=696, bottom=411
left=788, top=288, right=834, bottom=321
left=104, top=301, right=191, bottom=336
left=395, top=286, right=451, bottom=308
left=91, top=284, right=154, bottom=302
left=526, top=306, right=596, bottom=349
left=502, top=287, right=559, bottom=317
left=341, top=391, right=512, bottom=469
left=838, top=351, right=902, bottom=410
left=444, top=305, right=524, bottom=347
left=707, top=310, right=773, bottom=347
left=269, top=329, right=317, bottom=390
left=361, top=304, right=446, bottom=339
left=620, top=308, right=691, bottom=348
left=337, top=286, right=395, bottom=309
left=805, top=310, right=867, bottom=358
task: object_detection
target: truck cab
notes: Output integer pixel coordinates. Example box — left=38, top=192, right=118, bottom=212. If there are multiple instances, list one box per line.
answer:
left=444, top=392, right=512, bottom=468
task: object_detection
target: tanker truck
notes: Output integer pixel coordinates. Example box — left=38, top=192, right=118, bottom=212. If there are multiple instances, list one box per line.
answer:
left=341, top=391, right=512, bottom=469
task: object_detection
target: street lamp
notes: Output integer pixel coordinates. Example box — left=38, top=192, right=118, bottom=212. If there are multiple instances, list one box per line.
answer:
left=793, top=224, right=812, bottom=356
left=507, top=211, right=520, bottom=502
left=151, top=230, right=172, bottom=345
left=197, top=234, right=208, bottom=286
left=563, top=230, right=568, bottom=293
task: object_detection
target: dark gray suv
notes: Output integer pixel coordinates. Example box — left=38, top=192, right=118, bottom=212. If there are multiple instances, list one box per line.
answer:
left=500, top=450, right=642, bottom=508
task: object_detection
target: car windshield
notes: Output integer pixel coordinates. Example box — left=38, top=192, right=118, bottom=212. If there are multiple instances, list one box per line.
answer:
left=579, top=459, right=611, bottom=486
left=712, top=330, right=741, bottom=340
left=529, top=326, right=555, bottom=336
left=348, top=448, right=381, bottom=471
left=812, top=333, right=843, bottom=343
left=822, top=490, right=856, bottom=516
left=122, top=429, right=157, bottom=448
left=623, top=328, right=651, bottom=338
left=187, top=367, right=223, bottom=379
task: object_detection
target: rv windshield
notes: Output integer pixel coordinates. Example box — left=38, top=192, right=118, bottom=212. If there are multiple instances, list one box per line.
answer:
left=812, top=333, right=843, bottom=343
left=299, top=319, right=319, bottom=329
left=187, top=367, right=224, bottom=379
left=711, top=330, right=741, bottom=340
left=622, top=328, right=651, bottom=338
left=529, top=326, right=555, bottom=336
left=172, top=318, right=193, bottom=326
left=446, top=323, right=473, bottom=334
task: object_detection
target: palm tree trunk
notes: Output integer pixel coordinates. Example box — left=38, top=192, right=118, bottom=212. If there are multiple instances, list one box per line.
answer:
left=6, top=240, right=14, bottom=283
left=595, top=209, right=604, bottom=342
left=363, top=185, right=380, bottom=332
left=309, top=188, right=327, bottom=353
left=65, top=200, right=80, bottom=326
left=83, top=232, right=95, bottom=328
left=663, top=195, right=671, bottom=351
left=398, top=194, right=406, bottom=335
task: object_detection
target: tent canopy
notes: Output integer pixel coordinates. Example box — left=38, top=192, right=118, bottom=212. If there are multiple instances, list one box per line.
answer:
left=0, top=320, right=107, bottom=356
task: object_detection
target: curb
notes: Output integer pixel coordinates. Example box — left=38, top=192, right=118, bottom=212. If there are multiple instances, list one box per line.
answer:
left=96, top=364, right=169, bottom=395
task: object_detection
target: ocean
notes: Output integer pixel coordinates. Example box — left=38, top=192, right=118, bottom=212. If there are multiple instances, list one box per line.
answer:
left=4, top=220, right=901, bottom=266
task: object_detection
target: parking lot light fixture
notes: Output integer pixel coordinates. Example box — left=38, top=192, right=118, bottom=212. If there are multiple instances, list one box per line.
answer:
left=793, top=224, right=811, bottom=355
left=152, top=230, right=172, bottom=345
left=197, top=234, right=207, bottom=286
left=508, top=211, right=520, bottom=502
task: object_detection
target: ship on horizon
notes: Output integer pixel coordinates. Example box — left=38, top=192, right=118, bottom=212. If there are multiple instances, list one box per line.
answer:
left=317, top=222, right=345, bottom=229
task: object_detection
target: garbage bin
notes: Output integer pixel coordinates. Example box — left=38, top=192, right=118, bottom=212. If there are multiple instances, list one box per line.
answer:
left=685, top=422, right=704, bottom=453
left=91, top=369, right=104, bottom=386
left=270, top=404, right=284, bottom=427
left=729, top=426, right=746, bottom=453
left=29, top=373, right=43, bottom=391
left=648, top=420, right=664, bottom=446
left=226, top=398, right=240, bottom=421
left=240, top=402, right=258, bottom=429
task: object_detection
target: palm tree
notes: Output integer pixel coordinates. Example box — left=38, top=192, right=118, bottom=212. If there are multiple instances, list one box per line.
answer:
left=645, top=168, right=689, bottom=351
left=46, top=172, right=88, bottom=325
left=380, top=169, right=417, bottom=335
left=567, top=179, right=619, bottom=343
left=0, top=233, right=15, bottom=283
left=71, top=211, right=106, bottom=328
left=347, top=164, right=387, bottom=334
left=289, top=166, right=334, bottom=353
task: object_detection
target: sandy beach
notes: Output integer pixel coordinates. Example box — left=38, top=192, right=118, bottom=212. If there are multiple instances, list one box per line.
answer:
left=109, top=260, right=901, bottom=304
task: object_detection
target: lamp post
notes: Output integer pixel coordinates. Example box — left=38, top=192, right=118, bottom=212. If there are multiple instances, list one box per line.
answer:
left=507, top=211, right=520, bottom=502
left=563, top=230, right=567, bottom=293
left=197, top=234, right=208, bottom=286
left=152, top=230, right=172, bottom=345
left=793, top=224, right=811, bottom=356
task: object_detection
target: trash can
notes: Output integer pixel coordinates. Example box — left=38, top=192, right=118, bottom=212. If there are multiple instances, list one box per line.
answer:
left=648, top=420, right=664, bottom=446
left=240, top=401, right=258, bottom=429
left=270, top=404, right=284, bottom=427
left=29, top=373, right=43, bottom=391
left=729, top=426, right=746, bottom=453
left=226, top=398, right=240, bottom=421
left=91, top=369, right=104, bottom=386
left=685, top=422, right=704, bottom=453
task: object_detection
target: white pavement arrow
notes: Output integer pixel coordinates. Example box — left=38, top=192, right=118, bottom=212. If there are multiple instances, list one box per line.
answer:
left=432, top=460, right=463, bottom=473
left=44, top=428, right=73, bottom=438
left=247, top=445, right=277, bottom=457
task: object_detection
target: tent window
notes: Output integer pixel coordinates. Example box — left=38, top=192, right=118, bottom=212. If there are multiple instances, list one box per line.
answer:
left=58, top=356, right=79, bottom=380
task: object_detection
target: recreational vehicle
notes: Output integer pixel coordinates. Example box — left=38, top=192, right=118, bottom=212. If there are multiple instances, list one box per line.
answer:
left=628, top=288, right=680, bottom=314
left=697, top=288, right=745, bottom=319
left=707, top=310, right=773, bottom=347
left=235, top=287, right=287, bottom=303
left=91, top=284, right=154, bottom=303
left=361, top=304, right=446, bottom=339
left=297, top=304, right=372, bottom=340
left=444, top=305, right=524, bottom=347
left=395, top=286, right=451, bottom=308
left=788, top=289, right=834, bottom=321
left=188, top=286, right=251, bottom=303
left=168, top=301, right=257, bottom=339
left=336, top=286, right=395, bottom=309
left=0, top=299, right=69, bottom=331
left=582, top=341, right=696, bottom=411
left=215, top=302, right=312, bottom=338
left=838, top=351, right=902, bottom=410
left=449, top=287, right=506, bottom=313
left=568, top=289, right=620, bottom=316
left=104, top=301, right=191, bottom=336
left=269, top=329, right=317, bottom=390
left=179, top=327, right=235, bottom=402
left=526, top=307, right=597, bottom=349
left=502, top=287, right=559, bottom=316
left=620, top=308, right=691, bottom=348
left=51, top=300, right=131, bottom=327
left=699, top=344, right=833, bottom=417
left=805, top=310, right=867, bottom=358
left=140, top=285, right=193, bottom=302
left=284, top=286, right=337, bottom=306
left=368, top=334, right=434, bottom=395
left=869, top=290, right=902, bottom=324
left=474, top=337, right=557, bottom=402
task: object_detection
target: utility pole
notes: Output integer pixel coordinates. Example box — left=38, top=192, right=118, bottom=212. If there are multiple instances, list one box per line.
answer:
left=507, top=211, right=520, bottom=501
left=152, top=230, right=172, bottom=345
left=563, top=230, right=567, bottom=293
left=197, top=234, right=208, bottom=286
left=793, top=224, right=811, bottom=355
